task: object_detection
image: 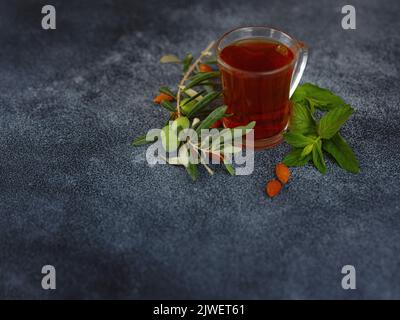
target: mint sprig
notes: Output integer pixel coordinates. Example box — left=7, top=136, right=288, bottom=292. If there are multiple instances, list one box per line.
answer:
left=323, top=133, right=360, bottom=174
left=284, top=83, right=360, bottom=174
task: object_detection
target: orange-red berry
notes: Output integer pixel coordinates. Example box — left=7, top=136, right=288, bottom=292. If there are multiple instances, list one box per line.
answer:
left=199, top=63, right=213, bottom=73
left=210, top=119, right=223, bottom=128
left=266, top=179, right=282, bottom=198
left=153, top=93, right=173, bottom=104
left=275, top=163, right=290, bottom=184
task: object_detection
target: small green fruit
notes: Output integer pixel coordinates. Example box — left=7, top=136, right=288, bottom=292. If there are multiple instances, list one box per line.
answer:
left=171, top=116, right=190, bottom=133
left=161, top=125, right=179, bottom=153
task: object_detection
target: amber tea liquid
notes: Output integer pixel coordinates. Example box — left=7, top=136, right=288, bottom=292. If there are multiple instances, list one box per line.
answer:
left=219, top=39, right=295, bottom=144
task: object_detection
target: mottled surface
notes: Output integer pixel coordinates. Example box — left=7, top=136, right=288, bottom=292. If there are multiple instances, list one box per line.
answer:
left=0, top=0, right=399, bottom=299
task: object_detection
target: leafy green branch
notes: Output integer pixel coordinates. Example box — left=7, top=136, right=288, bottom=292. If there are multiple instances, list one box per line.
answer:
left=132, top=42, right=254, bottom=180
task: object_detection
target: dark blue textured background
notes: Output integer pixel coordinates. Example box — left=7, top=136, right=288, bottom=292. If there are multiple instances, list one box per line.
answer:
left=1, top=0, right=399, bottom=299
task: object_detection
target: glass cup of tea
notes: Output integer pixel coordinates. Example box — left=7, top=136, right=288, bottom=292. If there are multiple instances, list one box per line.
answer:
left=216, top=26, right=308, bottom=149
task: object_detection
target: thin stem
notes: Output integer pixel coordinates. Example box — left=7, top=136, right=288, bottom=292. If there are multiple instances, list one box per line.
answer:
left=188, top=140, right=218, bottom=175
left=199, top=150, right=215, bottom=175
left=176, top=41, right=215, bottom=116
left=202, top=162, right=214, bottom=175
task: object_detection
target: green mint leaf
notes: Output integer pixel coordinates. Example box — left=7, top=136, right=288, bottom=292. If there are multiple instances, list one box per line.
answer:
left=312, top=140, right=327, bottom=174
left=289, top=101, right=316, bottom=135
left=284, top=132, right=316, bottom=148
left=305, top=97, right=317, bottom=114
left=301, top=143, right=314, bottom=158
left=292, top=83, right=347, bottom=111
left=323, top=133, right=360, bottom=173
left=317, top=105, right=353, bottom=139
left=283, top=148, right=312, bottom=167
left=291, top=86, right=307, bottom=103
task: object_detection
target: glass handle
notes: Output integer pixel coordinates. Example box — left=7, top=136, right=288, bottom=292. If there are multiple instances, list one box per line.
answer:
left=289, top=42, right=308, bottom=98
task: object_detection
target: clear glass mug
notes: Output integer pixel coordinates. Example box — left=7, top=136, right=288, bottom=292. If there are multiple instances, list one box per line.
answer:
left=216, top=26, right=308, bottom=149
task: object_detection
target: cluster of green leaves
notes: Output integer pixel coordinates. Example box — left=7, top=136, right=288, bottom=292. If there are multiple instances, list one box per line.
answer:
left=160, top=108, right=255, bottom=180
left=132, top=52, right=222, bottom=147
left=132, top=48, right=254, bottom=180
left=283, top=83, right=359, bottom=174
